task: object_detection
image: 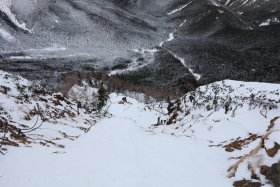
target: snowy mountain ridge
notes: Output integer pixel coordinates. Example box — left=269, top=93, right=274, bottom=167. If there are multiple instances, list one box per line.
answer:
left=0, top=71, right=280, bottom=187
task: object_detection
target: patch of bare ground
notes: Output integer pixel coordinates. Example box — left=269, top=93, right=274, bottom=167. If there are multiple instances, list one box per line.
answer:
left=233, top=179, right=262, bottom=187
left=260, top=161, right=280, bottom=187
left=223, top=134, right=260, bottom=152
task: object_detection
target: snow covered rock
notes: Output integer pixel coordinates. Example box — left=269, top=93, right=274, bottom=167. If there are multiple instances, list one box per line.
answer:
left=0, top=70, right=100, bottom=154
left=262, top=162, right=280, bottom=187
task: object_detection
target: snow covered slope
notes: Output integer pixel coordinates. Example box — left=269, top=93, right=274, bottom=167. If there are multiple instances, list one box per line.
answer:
left=153, top=80, right=280, bottom=186
left=0, top=70, right=100, bottom=154
left=0, top=72, right=280, bottom=186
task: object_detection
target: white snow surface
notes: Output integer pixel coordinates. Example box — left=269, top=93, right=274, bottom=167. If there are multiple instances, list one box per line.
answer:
left=0, top=93, right=232, bottom=187
left=0, top=72, right=280, bottom=187
left=166, top=32, right=174, bottom=42
left=154, top=80, right=280, bottom=185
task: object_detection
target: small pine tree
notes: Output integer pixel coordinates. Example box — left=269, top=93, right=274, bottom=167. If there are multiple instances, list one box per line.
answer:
left=97, top=83, right=109, bottom=111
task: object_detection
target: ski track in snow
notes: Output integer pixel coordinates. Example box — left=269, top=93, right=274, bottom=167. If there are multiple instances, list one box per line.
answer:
left=0, top=94, right=232, bottom=187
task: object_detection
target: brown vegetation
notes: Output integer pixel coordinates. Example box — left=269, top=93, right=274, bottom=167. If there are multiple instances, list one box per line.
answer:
left=224, top=134, right=259, bottom=152
left=233, top=179, right=261, bottom=187
left=58, top=70, right=185, bottom=100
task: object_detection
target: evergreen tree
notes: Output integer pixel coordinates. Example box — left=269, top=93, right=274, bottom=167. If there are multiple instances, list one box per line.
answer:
left=97, top=83, right=109, bottom=111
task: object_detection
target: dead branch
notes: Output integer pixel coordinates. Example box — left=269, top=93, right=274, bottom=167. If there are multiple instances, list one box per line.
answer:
left=21, top=104, right=45, bottom=134
left=260, top=107, right=268, bottom=118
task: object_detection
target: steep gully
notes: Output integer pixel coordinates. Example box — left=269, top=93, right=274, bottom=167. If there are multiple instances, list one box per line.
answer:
left=132, top=10, right=201, bottom=81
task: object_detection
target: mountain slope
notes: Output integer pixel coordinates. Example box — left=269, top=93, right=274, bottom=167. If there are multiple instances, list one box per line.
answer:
left=154, top=79, right=280, bottom=186
left=219, top=0, right=280, bottom=27
left=0, top=0, right=171, bottom=91
left=1, top=71, right=280, bottom=187
left=0, top=0, right=165, bottom=60
left=0, top=0, right=279, bottom=94
left=159, top=0, right=280, bottom=87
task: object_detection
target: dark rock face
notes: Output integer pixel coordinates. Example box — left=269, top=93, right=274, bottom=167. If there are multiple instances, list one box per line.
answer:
left=262, top=162, right=280, bottom=187
left=233, top=179, right=262, bottom=187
